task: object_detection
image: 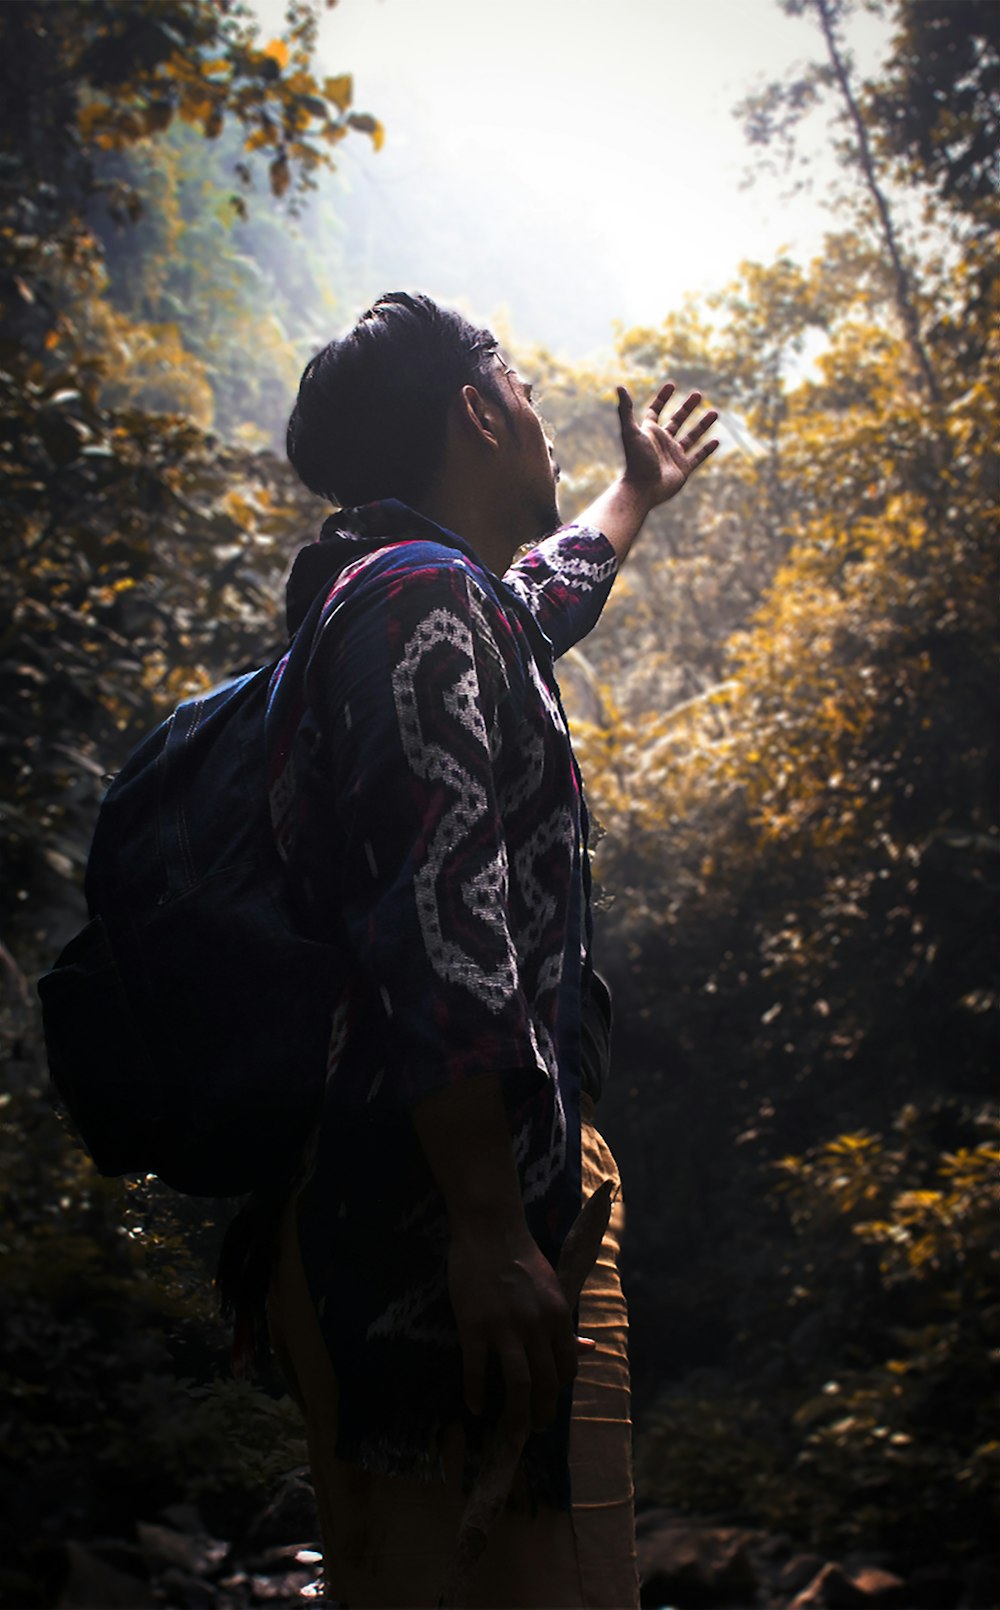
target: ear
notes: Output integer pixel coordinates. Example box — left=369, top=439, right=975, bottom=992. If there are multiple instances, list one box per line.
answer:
left=457, top=383, right=504, bottom=451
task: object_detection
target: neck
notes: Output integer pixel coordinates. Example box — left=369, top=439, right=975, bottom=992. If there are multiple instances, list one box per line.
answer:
left=415, top=488, right=523, bottom=579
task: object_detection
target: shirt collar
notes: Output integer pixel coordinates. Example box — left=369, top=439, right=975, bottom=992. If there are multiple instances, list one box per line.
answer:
left=332, top=498, right=482, bottom=561
left=285, top=499, right=483, bottom=635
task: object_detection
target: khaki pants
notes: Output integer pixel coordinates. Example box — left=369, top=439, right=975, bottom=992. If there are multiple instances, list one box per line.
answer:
left=268, top=1106, right=640, bottom=1609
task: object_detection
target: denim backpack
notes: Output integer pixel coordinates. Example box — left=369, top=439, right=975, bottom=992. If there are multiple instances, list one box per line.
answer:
left=38, top=589, right=337, bottom=1197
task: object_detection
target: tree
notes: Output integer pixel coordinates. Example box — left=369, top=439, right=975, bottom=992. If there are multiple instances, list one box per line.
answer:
left=84, top=120, right=357, bottom=443
left=1, top=0, right=381, bottom=210
left=736, top=0, right=950, bottom=404
left=0, top=0, right=380, bottom=427
left=0, top=0, right=373, bottom=970
left=536, top=3, right=999, bottom=1560
left=513, top=264, right=822, bottom=736
left=869, top=0, right=1000, bottom=227
left=0, top=8, right=360, bottom=1585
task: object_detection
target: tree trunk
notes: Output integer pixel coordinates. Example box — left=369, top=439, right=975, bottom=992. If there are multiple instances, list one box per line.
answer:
left=812, top=0, right=942, bottom=408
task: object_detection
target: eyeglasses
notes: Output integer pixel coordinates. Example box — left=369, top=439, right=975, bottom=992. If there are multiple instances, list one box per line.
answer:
left=491, top=351, right=539, bottom=407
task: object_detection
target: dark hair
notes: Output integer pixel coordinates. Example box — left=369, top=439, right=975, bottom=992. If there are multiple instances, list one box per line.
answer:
left=286, top=291, right=505, bottom=507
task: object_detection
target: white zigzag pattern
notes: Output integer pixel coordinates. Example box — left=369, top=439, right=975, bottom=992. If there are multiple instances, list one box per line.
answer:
left=391, top=600, right=518, bottom=1014
left=521, top=1082, right=567, bottom=1205
left=391, top=582, right=575, bottom=1165
left=366, top=1268, right=454, bottom=1346
left=503, top=531, right=616, bottom=618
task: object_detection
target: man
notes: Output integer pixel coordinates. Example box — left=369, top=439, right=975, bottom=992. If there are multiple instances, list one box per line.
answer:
left=263, top=291, right=717, bottom=1607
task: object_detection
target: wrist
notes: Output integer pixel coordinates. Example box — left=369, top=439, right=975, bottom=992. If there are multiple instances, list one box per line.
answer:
left=614, top=470, right=657, bottom=519
left=580, top=474, right=655, bottom=564
left=449, top=1208, right=533, bottom=1261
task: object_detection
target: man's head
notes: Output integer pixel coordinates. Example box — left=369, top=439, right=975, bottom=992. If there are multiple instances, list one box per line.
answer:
left=286, top=292, right=560, bottom=555
left=287, top=292, right=506, bottom=507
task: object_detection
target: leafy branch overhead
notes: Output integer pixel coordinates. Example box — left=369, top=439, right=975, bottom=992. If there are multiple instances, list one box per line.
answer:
left=20, top=0, right=383, bottom=211
left=735, top=0, right=998, bottom=228
left=869, top=0, right=1000, bottom=223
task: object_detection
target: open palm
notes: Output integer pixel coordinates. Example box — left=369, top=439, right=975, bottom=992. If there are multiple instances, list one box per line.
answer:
left=617, top=381, right=719, bottom=508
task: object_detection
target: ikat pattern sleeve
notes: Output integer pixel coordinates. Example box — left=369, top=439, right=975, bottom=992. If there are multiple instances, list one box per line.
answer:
left=315, top=545, right=544, bottom=1107
left=502, top=525, right=618, bottom=659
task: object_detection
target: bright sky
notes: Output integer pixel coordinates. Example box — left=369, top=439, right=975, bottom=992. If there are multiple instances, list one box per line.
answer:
left=255, top=0, right=893, bottom=353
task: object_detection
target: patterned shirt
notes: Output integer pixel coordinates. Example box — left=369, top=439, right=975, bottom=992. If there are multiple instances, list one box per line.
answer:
left=266, top=499, right=617, bottom=1498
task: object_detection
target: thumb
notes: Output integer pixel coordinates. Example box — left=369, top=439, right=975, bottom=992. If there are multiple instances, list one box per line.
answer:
left=616, top=385, right=635, bottom=438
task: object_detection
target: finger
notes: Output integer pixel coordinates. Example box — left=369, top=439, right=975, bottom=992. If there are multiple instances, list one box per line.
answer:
left=666, top=400, right=698, bottom=444
left=498, top=1343, right=532, bottom=1438
left=646, top=380, right=676, bottom=420
left=576, top=1335, right=597, bottom=1353
left=616, top=385, right=636, bottom=435
left=462, top=1332, right=488, bottom=1417
left=679, top=409, right=718, bottom=452
left=666, top=390, right=702, bottom=434
left=689, top=438, right=720, bottom=469
left=525, top=1343, right=561, bottom=1430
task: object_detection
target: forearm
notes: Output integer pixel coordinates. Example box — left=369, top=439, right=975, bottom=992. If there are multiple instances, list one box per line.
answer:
left=577, top=474, right=654, bottom=566
left=411, top=1072, right=528, bottom=1236
left=412, top=1071, right=575, bottom=1427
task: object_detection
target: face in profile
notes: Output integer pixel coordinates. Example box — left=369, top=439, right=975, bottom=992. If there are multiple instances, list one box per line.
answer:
left=493, top=354, right=562, bottom=540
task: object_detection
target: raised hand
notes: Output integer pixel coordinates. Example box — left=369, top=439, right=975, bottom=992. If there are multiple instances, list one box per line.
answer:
left=616, top=381, right=719, bottom=510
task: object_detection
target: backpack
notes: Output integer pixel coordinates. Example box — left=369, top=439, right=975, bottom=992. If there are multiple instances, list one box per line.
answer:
left=37, top=588, right=338, bottom=1197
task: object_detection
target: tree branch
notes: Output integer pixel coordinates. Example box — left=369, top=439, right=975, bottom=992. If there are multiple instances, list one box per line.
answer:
left=812, top=0, right=942, bottom=408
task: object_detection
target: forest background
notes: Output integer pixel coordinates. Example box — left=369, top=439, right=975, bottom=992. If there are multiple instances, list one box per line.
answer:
left=0, top=0, right=996, bottom=1605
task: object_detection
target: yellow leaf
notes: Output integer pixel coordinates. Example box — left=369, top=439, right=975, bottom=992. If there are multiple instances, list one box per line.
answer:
left=262, top=38, right=289, bottom=70
left=224, top=491, right=254, bottom=525
left=323, top=73, right=353, bottom=113
left=180, top=95, right=213, bottom=125
left=348, top=112, right=384, bottom=151
left=269, top=153, right=290, bottom=198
